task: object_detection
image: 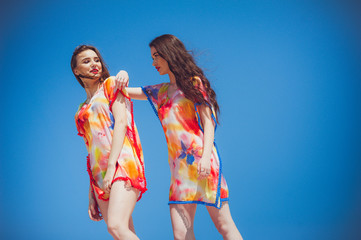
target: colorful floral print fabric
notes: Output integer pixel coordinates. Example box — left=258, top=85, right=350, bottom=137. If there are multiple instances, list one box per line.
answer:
left=75, top=77, right=147, bottom=201
left=142, top=77, right=228, bottom=208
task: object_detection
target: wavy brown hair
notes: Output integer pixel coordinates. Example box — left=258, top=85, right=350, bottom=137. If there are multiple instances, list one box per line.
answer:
left=149, top=34, right=220, bottom=121
left=70, top=45, right=110, bottom=88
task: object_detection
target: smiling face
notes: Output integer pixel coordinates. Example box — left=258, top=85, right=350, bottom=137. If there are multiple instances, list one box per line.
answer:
left=74, top=49, right=102, bottom=81
left=151, top=46, right=171, bottom=75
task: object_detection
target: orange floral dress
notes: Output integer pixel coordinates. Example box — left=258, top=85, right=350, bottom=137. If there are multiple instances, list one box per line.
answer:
left=142, top=77, right=228, bottom=208
left=75, top=77, right=147, bottom=201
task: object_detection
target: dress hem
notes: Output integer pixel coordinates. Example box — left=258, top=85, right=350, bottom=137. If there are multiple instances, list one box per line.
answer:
left=168, top=198, right=229, bottom=209
left=86, top=155, right=147, bottom=202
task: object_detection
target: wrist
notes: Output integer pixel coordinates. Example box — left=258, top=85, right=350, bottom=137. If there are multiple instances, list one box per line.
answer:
left=107, top=162, right=116, bottom=170
left=89, top=193, right=95, bottom=200
left=201, top=154, right=211, bottom=160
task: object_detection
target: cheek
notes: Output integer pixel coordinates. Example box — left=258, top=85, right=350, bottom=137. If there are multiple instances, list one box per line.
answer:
left=161, top=59, right=168, bottom=68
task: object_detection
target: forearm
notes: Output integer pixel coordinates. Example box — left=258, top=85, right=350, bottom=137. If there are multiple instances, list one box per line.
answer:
left=89, top=185, right=93, bottom=199
left=199, top=105, right=216, bottom=159
left=202, top=120, right=215, bottom=159
left=125, top=87, right=147, bottom=100
left=107, top=120, right=127, bottom=168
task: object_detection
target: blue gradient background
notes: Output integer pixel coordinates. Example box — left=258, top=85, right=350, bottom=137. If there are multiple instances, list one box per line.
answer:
left=1, top=0, right=361, bottom=239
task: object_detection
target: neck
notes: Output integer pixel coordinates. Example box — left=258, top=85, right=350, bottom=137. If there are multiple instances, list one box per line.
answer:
left=83, top=78, right=101, bottom=101
left=168, top=72, right=176, bottom=85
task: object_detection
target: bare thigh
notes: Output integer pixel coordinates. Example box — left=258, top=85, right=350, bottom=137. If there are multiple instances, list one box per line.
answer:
left=169, top=204, right=197, bottom=240
left=206, top=202, right=243, bottom=240
left=107, top=180, right=139, bottom=225
left=95, top=181, right=139, bottom=226
left=206, top=202, right=234, bottom=225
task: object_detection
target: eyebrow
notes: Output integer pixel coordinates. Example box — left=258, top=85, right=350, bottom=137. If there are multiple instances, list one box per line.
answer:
left=152, top=51, right=159, bottom=57
left=81, top=57, right=99, bottom=61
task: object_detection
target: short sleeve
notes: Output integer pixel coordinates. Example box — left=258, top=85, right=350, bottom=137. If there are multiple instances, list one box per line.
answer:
left=103, top=77, right=119, bottom=108
left=141, top=83, right=164, bottom=114
left=75, top=103, right=86, bottom=137
left=193, top=77, right=218, bottom=130
left=192, top=76, right=210, bottom=103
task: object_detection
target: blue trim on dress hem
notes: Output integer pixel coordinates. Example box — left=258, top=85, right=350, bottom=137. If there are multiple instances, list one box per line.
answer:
left=168, top=198, right=229, bottom=209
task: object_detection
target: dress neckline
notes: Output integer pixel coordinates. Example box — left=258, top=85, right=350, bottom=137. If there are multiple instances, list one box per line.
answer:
left=83, top=84, right=104, bottom=106
left=166, top=82, right=180, bottom=100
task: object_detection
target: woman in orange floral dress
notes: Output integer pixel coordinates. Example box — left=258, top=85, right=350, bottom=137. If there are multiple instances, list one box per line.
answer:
left=116, top=34, right=242, bottom=240
left=71, top=45, right=146, bottom=240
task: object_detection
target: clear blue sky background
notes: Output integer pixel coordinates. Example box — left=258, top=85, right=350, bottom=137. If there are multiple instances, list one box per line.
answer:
left=1, top=0, right=361, bottom=239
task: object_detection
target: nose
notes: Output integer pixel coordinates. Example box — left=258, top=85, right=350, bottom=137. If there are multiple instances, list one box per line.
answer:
left=152, top=59, right=156, bottom=66
left=90, top=60, right=98, bottom=68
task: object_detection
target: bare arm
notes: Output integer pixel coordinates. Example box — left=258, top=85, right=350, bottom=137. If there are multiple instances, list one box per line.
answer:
left=125, top=87, right=147, bottom=100
left=88, top=186, right=102, bottom=221
left=197, top=104, right=216, bottom=179
left=114, top=70, right=147, bottom=100
left=102, top=93, right=128, bottom=193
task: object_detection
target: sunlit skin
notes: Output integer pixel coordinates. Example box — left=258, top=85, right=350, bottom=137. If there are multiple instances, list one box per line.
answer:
left=150, top=47, right=179, bottom=97
left=74, top=50, right=103, bottom=102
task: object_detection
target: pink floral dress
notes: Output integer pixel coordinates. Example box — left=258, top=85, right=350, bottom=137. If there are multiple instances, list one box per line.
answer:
left=142, top=77, right=228, bottom=208
left=75, top=77, right=147, bottom=201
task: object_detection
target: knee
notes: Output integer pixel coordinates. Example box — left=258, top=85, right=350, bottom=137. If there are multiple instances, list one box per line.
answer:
left=215, top=221, right=231, bottom=236
left=107, top=222, right=120, bottom=236
left=107, top=221, right=127, bottom=237
left=173, top=227, right=194, bottom=240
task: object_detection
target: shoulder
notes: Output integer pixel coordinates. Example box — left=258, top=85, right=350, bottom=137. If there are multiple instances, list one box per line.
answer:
left=144, top=82, right=167, bottom=89
left=143, top=82, right=168, bottom=94
left=74, top=102, right=86, bottom=119
left=103, top=76, right=115, bottom=88
left=191, top=76, right=202, bottom=86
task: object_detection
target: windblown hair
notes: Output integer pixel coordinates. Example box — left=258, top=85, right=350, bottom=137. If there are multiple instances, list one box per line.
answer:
left=149, top=34, right=220, bottom=121
left=70, top=45, right=110, bottom=88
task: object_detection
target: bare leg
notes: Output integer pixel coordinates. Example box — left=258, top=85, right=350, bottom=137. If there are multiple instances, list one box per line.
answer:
left=169, top=204, right=197, bottom=240
left=129, top=216, right=136, bottom=234
left=206, top=202, right=243, bottom=240
left=96, top=181, right=139, bottom=240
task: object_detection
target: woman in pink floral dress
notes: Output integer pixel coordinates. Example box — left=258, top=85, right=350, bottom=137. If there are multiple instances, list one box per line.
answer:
left=116, top=35, right=242, bottom=240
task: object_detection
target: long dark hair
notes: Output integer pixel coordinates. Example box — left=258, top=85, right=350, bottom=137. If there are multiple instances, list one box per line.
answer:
left=149, top=34, right=220, bottom=121
left=70, top=45, right=110, bottom=88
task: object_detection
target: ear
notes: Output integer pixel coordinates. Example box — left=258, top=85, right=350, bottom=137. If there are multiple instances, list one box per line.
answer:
left=74, top=68, right=79, bottom=75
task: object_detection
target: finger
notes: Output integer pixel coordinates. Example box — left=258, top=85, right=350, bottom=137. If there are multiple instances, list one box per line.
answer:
left=103, top=183, right=109, bottom=193
left=94, top=212, right=102, bottom=221
left=93, top=206, right=103, bottom=221
left=89, top=208, right=96, bottom=221
left=97, top=211, right=103, bottom=221
left=197, top=163, right=202, bottom=175
left=104, top=183, right=111, bottom=194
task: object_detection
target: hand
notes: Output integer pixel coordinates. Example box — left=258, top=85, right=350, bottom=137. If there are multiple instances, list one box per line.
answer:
left=114, top=70, right=129, bottom=90
left=88, top=196, right=102, bottom=221
left=103, top=165, right=116, bottom=194
left=197, top=157, right=211, bottom=179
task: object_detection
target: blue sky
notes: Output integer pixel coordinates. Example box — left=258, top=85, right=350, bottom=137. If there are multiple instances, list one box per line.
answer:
left=1, top=0, right=361, bottom=239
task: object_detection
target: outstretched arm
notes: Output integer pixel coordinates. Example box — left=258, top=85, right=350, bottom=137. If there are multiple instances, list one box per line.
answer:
left=125, top=87, right=147, bottom=100
left=114, top=70, right=147, bottom=100
left=197, top=104, right=216, bottom=179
